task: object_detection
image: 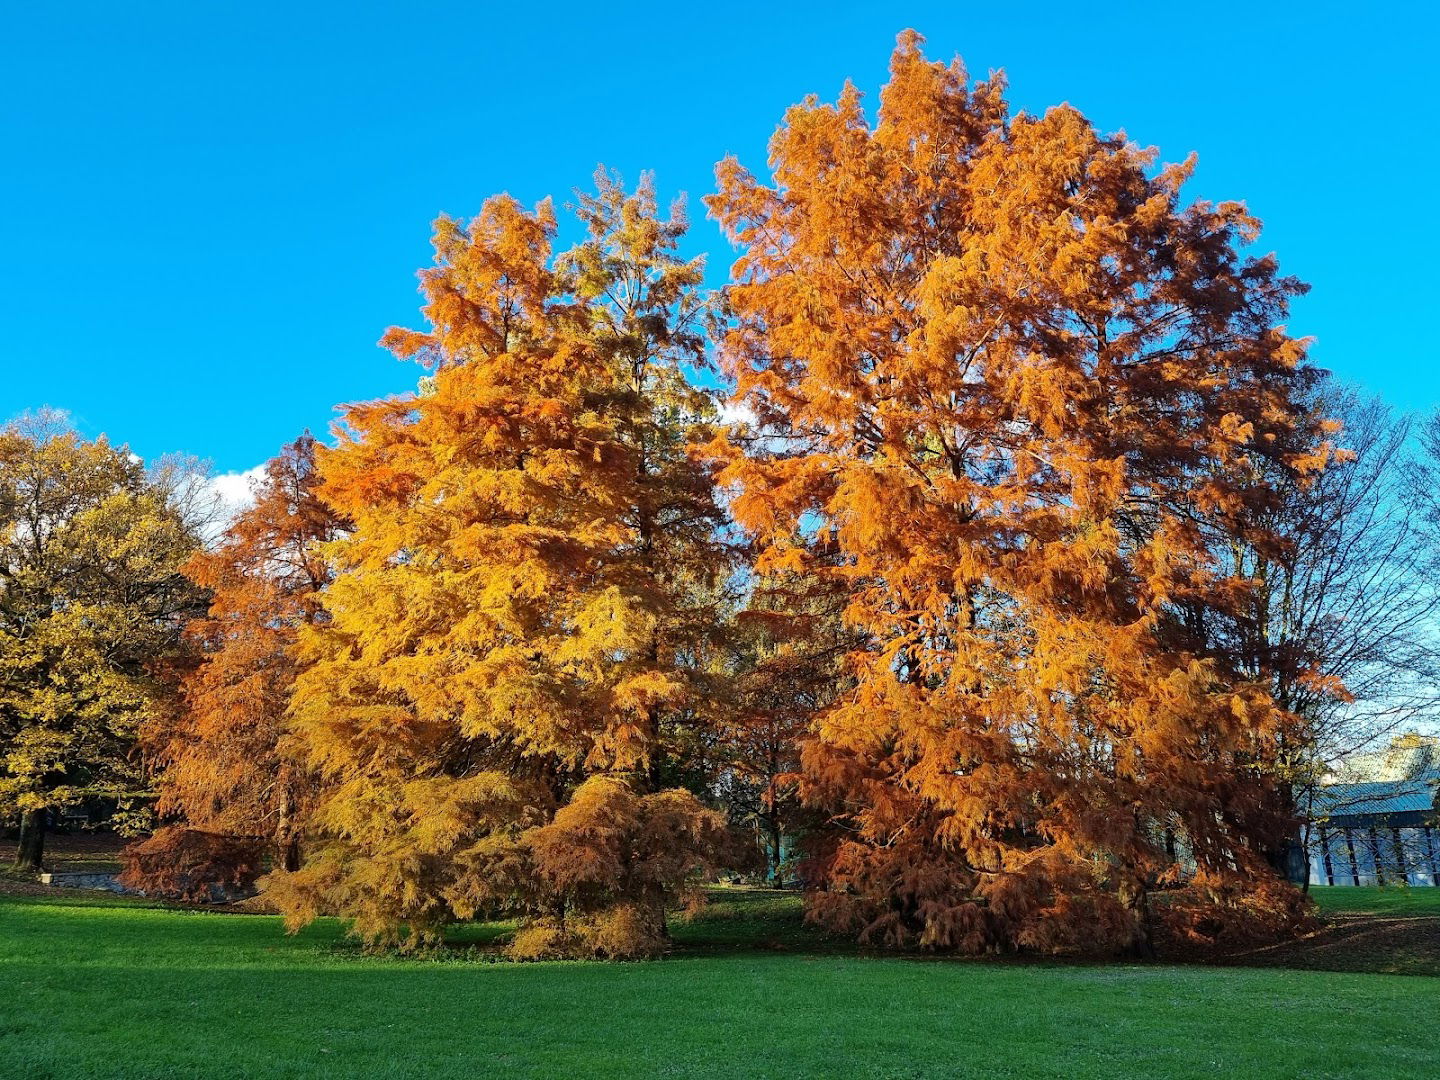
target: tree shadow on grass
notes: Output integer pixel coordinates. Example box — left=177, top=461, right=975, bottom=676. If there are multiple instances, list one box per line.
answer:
left=1210, top=915, right=1440, bottom=977
left=10, top=881, right=1440, bottom=977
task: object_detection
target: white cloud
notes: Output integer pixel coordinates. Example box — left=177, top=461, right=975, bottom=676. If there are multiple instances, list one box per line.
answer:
left=207, top=464, right=267, bottom=521
left=716, top=401, right=757, bottom=428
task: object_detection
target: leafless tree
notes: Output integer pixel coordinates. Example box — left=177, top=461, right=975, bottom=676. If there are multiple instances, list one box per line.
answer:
left=1182, top=380, right=1440, bottom=875
left=1278, top=391, right=1440, bottom=772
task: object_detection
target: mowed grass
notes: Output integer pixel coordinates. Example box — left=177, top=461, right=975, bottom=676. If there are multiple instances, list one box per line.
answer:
left=1309, top=885, right=1440, bottom=917
left=3, top=890, right=1439, bottom=1080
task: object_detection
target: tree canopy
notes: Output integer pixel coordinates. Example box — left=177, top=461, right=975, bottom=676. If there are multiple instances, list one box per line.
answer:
left=6, top=34, right=1369, bottom=961
left=705, top=32, right=1328, bottom=952
left=1, top=412, right=204, bottom=868
left=266, top=175, right=740, bottom=956
left=121, top=434, right=348, bottom=898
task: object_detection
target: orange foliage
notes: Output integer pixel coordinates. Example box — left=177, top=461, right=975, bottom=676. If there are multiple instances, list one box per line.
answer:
left=716, top=569, right=855, bottom=881
left=119, top=828, right=263, bottom=903
left=270, top=174, right=738, bottom=954
left=522, top=777, right=737, bottom=957
left=705, top=33, right=1327, bottom=954
left=119, top=36, right=1332, bottom=960
left=123, top=435, right=346, bottom=895
left=1159, top=870, right=1316, bottom=953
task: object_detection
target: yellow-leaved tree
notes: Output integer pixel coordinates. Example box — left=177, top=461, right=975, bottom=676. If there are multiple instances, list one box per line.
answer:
left=1, top=411, right=205, bottom=869
left=268, top=173, right=739, bottom=956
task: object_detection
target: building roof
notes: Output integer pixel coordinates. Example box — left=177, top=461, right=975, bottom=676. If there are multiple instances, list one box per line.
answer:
left=1329, top=734, right=1440, bottom=784
left=1312, top=780, right=1437, bottom=820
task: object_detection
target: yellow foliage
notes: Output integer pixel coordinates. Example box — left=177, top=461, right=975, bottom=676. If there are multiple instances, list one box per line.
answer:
left=271, top=174, right=738, bottom=949
left=0, top=413, right=204, bottom=839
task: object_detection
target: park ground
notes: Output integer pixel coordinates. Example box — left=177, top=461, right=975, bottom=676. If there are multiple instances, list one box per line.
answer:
left=3, top=835, right=1438, bottom=1079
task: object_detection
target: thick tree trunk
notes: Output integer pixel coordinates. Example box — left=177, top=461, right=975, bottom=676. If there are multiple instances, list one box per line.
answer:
left=1263, top=827, right=1309, bottom=885
left=1261, top=782, right=1307, bottom=885
left=14, top=808, right=46, bottom=871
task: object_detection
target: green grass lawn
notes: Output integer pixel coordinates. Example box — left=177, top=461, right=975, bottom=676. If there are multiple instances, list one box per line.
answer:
left=1309, top=885, right=1440, bottom=917
left=3, top=890, right=1439, bottom=1079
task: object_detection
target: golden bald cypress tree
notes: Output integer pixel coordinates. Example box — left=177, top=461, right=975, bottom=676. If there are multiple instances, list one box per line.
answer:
left=269, top=175, right=737, bottom=955
left=705, top=33, right=1327, bottom=954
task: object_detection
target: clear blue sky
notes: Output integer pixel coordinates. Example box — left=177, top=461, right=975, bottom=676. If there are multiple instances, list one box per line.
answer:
left=3, top=1, right=1437, bottom=474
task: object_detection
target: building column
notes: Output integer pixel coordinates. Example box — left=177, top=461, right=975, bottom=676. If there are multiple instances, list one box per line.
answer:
left=1368, top=827, right=1386, bottom=887
left=1344, top=830, right=1362, bottom=887
left=1393, top=828, right=1410, bottom=887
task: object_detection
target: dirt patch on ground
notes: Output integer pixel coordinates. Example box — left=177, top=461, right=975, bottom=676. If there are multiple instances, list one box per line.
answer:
left=0, top=876, right=123, bottom=901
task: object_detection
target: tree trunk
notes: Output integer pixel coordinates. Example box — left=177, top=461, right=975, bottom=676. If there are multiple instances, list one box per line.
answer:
left=14, top=808, right=46, bottom=871
left=1120, top=879, right=1156, bottom=959
left=1262, top=783, right=1305, bottom=884
left=768, top=815, right=783, bottom=885
left=280, top=834, right=302, bottom=873
left=1263, top=827, right=1303, bottom=881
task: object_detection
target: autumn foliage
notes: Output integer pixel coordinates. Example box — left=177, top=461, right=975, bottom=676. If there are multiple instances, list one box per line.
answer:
left=119, top=828, right=265, bottom=903
left=121, top=435, right=346, bottom=897
left=99, top=32, right=1335, bottom=959
left=717, top=570, right=855, bottom=883
left=705, top=32, right=1325, bottom=954
left=264, top=175, right=739, bottom=955
left=1, top=414, right=204, bottom=870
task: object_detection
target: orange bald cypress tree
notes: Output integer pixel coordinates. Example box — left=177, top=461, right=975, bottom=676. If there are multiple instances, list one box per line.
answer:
left=269, top=176, right=737, bottom=954
left=122, top=435, right=346, bottom=898
left=706, top=33, right=1327, bottom=954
